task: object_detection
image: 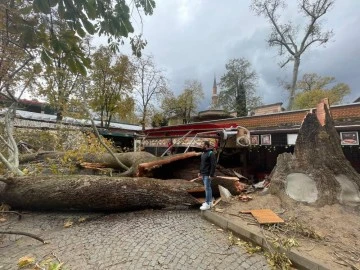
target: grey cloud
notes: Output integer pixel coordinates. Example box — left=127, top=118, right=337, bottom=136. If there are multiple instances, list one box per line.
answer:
left=138, top=0, right=360, bottom=110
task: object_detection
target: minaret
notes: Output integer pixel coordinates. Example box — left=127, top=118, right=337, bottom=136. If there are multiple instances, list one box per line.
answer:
left=211, top=75, right=218, bottom=108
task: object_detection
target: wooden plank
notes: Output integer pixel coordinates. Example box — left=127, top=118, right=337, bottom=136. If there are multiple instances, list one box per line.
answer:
left=213, top=198, right=222, bottom=207
left=240, top=209, right=284, bottom=224
left=186, top=187, right=205, bottom=193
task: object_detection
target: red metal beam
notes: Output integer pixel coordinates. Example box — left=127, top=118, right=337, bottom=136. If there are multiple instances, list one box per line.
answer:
left=144, top=122, right=238, bottom=138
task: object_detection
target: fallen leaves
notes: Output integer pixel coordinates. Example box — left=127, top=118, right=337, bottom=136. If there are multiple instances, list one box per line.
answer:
left=17, top=256, right=35, bottom=268
left=63, top=220, right=73, bottom=228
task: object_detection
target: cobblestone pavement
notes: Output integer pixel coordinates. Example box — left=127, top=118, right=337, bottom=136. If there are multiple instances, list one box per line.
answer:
left=0, top=210, right=268, bottom=270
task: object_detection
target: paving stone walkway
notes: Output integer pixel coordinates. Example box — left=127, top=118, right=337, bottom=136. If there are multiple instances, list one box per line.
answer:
left=0, top=210, right=268, bottom=269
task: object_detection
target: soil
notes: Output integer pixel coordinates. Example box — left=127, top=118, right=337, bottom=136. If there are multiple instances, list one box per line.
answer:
left=216, top=192, right=360, bottom=270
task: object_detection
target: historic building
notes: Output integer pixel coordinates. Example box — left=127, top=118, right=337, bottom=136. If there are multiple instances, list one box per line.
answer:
left=143, top=101, right=360, bottom=179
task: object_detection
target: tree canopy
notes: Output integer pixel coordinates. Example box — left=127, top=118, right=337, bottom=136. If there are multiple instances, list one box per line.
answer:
left=293, top=73, right=351, bottom=109
left=161, top=80, right=204, bottom=124
left=251, top=0, right=334, bottom=110
left=133, top=55, right=168, bottom=130
left=218, top=58, right=262, bottom=116
left=0, top=0, right=156, bottom=102
left=88, top=46, right=136, bottom=128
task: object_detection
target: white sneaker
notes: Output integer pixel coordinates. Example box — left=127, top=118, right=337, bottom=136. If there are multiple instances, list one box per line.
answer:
left=202, top=202, right=214, bottom=207
left=200, top=203, right=211, bottom=210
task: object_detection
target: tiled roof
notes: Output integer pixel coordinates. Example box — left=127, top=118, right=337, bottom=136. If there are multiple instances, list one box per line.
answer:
left=0, top=109, right=142, bottom=131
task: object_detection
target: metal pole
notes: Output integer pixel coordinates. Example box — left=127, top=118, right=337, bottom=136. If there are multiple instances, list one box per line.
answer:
left=184, top=129, right=223, bottom=153
left=161, top=130, right=193, bottom=157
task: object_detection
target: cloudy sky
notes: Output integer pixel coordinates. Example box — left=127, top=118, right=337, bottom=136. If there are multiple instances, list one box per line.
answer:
left=126, top=0, right=360, bottom=110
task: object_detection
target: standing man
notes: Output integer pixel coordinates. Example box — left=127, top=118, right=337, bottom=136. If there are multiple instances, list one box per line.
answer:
left=199, top=141, right=216, bottom=210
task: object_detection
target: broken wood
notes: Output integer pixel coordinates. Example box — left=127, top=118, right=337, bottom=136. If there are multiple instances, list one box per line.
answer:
left=0, top=210, right=22, bottom=220
left=240, top=209, right=284, bottom=224
left=79, top=162, right=108, bottom=169
left=192, top=176, right=247, bottom=195
left=213, top=198, right=222, bottom=207
left=233, top=170, right=248, bottom=180
left=189, top=177, right=201, bottom=182
left=20, top=151, right=201, bottom=178
left=137, top=152, right=201, bottom=177
left=0, top=231, right=46, bottom=243
left=0, top=175, right=202, bottom=211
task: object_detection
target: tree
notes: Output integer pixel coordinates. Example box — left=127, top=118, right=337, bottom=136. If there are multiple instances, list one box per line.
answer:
left=89, top=46, right=136, bottom=128
left=0, top=1, right=39, bottom=100
left=151, top=111, right=168, bottom=127
left=7, top=0, right=155, bottom=71
left=293, top=73, right=350, bottom=109
left=251, top=0, right=334, bottom=110
left=160, top=80, right=204, bottom=124
left=177, top=80, right=204, bottom=124
left=218, top=58, right=261, bottom=116
left=0, top=0, right=156, bottom=176
left=0, top=1, right=41, bottom=175
left=292, top=74, right=350, bottom=109
left=296, top=73, right=348, bottom=93
left=133, top=55, right=168, bottom=131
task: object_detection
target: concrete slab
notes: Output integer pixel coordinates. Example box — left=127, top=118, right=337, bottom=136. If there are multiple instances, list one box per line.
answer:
left=286, top=173, right=318, bottom=203
left=335, top=174, right=360, bottom=205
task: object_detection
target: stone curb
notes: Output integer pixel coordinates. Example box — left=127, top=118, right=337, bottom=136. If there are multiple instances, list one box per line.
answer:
left=201, top=210, right=330, bottom=270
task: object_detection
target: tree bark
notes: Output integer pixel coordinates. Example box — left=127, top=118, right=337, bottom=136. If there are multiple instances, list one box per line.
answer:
left=0, top=175, right=202, bottom=211
left=270, top=99, right=360, bottom=206
left=192, top=176, right=247, bottom=196
left=288, top=56, right=300, bottom=110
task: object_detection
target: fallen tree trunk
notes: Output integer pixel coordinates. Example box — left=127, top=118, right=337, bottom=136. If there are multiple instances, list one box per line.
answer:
left=192, top=176, right=247, bottom=195
left=137, top=152, right=201, bottom=177
left=0, top=175, right=202, bottom=211
left=20, top=151, right=201, bottom=177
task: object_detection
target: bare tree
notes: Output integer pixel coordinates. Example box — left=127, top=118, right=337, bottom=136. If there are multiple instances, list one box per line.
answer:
left=133, top=55, right=168, bottom=131
left=251, top=0, right=334, bottom=110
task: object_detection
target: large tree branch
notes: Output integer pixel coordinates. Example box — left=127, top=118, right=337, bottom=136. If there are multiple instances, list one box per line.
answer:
left=264, top=5, right=295, bottom=55
left=301, top=37, right=329, bottom=53
left=8, top=56, right=34, bottom=80
left=299, top=0, right=333, bottom=52
left=279, top=57, right=292, bottom=68
left=0, top=134, right=14, bottom=152
left=5, top=104, right=19, bottom=167
left=81, top=102, right=130, bottom=172
left=0, top=152, right=23, bottom=175
left=0, top=231, right=46, bottom=243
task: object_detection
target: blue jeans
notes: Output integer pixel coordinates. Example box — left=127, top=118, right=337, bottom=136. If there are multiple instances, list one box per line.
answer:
left=202, top=175, right=212, bottom=204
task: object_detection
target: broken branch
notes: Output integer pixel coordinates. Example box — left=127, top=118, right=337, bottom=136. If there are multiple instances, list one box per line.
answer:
left=0, top=231, right=46, bottom=243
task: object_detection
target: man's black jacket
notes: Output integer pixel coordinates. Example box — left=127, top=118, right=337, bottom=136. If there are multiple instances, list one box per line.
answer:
left=199, top=149, right=216, bottom=177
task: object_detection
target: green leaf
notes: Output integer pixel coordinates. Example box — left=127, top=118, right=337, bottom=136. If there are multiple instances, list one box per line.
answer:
left=33, top=0, right=51, bottom=14
left=66, top=57, right=78, bottom=74
left=84, top=0, right=97, bottom=19
left=81, top=18, right=95, bottom=34
left=51, top=37, right=62, bottom=54
left=58, top=1, right=65, bottom=17
left=75, top=59, right=87, bottom=76
left=19, top=5, right=33, bottom=15
left=48, top=0, right=59, bottom=7
left=41, top=50, right=52, bottom=65
left=33, top=63, right=43, bottom=74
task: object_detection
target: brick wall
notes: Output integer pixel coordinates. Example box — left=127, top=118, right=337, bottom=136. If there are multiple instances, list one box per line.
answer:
left=253, top=104, right=283, bottom=115
left=202, top=103, right=360, bottom=129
